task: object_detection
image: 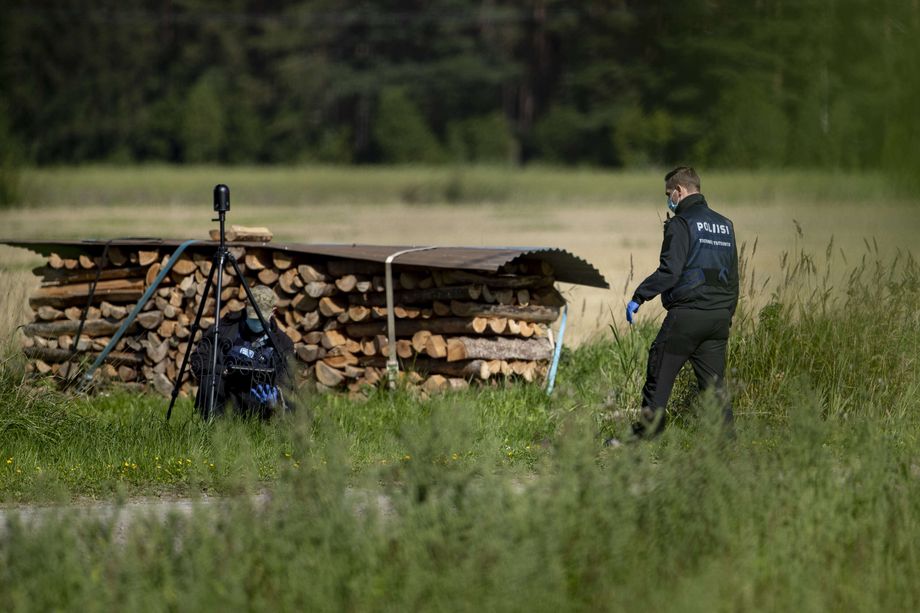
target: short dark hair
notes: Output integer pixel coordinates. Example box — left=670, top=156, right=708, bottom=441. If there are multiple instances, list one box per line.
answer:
left=665, top=167, right=700, bottom=192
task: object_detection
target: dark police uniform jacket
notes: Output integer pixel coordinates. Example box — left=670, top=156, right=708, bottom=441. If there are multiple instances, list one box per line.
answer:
left=631, top=193, right=739, bottom=314
left=190, top=311, right=295, bottom=418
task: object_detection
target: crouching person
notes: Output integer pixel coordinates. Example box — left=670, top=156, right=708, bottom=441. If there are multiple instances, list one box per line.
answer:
left=190, top=285, right=295, bottom=419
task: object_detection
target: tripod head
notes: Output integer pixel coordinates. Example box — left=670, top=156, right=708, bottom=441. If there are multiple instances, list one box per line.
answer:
left=213, top=184, right=230, bottom=213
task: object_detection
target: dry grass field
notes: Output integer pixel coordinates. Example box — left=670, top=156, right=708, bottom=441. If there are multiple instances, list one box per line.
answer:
left=1, top=166, right=917, bottom=343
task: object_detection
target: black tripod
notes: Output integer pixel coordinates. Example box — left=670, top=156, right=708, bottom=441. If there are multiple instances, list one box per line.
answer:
left=166, top=184, right=286, bottom=421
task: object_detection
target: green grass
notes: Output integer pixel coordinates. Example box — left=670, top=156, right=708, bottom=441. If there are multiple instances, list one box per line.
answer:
left=1, top=238, right=917, bottom=502
left=1, top=199, right=919, bottom=609
left=17, top=164, right=909, bottom=208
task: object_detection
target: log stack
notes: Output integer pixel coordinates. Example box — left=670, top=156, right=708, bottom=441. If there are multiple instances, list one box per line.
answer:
left=18, top=242, right=566, bottom=398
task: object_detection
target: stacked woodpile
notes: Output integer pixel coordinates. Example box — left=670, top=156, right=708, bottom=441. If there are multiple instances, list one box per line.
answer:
left=19, top=241, right=566, bottom=397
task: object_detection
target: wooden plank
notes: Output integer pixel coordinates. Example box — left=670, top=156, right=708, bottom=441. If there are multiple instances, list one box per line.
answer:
left=346, top=317, right=502, bottom=338
left=295, top=344, right=322, bottom=363
left=424, top=334, right=447, bottom=359
left=245, top=251, right=269, bottom=271
left=411, top=330, right=432, bottom=353
left=258, top=268, right=280, bottom=285
left=442, top=336, right=553, bottom=362
left=335, top=275, right=358, bottom=292
left=36, top=306, right=63, bottom=321
left=297, top=263, right=327, bottom=283
left=23, top=346, right=142, bottom=365
left=360, top=356, right=492, bottom=380
left=346, top=305, right=370, bottom=322
left=209, top=225, right=273, bottom=242
left=303, top=281, right=337, bottom=298
left=315, top=361, right=345, bottom=387
left=24, top=319, right=106, bottom=340
left=273, top=251, right=294, bottom=270
left=347, top=285, right=483, bottom=307
left=319, top=296, right=346, bottom=317
left=278, top=268, right=300, bottom=294
left=138, top=250, right=159, bottom=266
left=35, top=265, right=148, bottom=285
left=321, top=328, right=347, bottom=349
left=171, top=256, right=198, bottom=276
left=145, top=263, right=161, bottom=286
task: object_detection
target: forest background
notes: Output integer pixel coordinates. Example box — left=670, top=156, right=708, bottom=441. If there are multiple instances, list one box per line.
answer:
left=1, top=0, right=918, bottom=188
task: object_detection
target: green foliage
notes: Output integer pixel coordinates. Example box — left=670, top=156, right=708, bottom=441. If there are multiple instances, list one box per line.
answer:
left=373, top=87, right=445, bottom=164
left=181, top=73, right=227, bottom=163
left=447, top=113, right=517, bottom=163
left=3, top=396, right=920, bottom=609
left=613, top=106, right=674, bottom=168
left=708, top=85, right=790, bottom=168
left=0, top=103, right=21, bottom=207
left=531, top=106, right=598, bottom=164
left=1, top=2, right=919, bottom=173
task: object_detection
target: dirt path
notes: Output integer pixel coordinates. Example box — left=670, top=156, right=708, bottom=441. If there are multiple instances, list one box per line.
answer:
left=0, top=490, right=395, bottom=541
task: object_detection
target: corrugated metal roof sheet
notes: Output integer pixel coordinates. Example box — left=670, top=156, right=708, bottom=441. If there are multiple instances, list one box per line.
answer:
left=0, top=239, right=609, bottom=289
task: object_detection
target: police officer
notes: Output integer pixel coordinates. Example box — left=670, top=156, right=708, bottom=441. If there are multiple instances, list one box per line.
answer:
left=190, top=285, right=295, bottom=419
left=624, top=167, right=738, bottom=438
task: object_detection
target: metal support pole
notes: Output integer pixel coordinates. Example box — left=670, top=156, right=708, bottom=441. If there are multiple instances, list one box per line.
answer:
left=545, top=303, right=568, bottom=395
left=384, top=247, right=435, bottom=389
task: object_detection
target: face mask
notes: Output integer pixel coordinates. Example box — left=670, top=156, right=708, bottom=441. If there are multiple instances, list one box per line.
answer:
left=667, top=195, right=678, bottom=212
left=245, top=318, right=264, bottom=333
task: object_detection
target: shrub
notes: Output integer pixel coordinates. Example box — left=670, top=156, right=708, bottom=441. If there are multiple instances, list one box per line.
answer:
left=612, top=105, right=675, bottom=167
left=708, top=85, right=789, bottom=168
left=181, top=73, right=227, bottom=163
left=0, top=102, right=22, bottom=207
left=531, top=105, right=595, bottom=164
left=446, top=113, right=517, bottom=163
left=373, top=87, right=445, bottom=164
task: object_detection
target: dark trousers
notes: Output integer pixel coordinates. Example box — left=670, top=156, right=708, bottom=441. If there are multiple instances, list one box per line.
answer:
left=638, top=308, right=733, bottom=435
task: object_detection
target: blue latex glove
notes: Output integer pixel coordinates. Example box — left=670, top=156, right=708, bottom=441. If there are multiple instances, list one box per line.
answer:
left=249, top=383, right=279, bottom=406
left=626, top=300, right=640, bottom=325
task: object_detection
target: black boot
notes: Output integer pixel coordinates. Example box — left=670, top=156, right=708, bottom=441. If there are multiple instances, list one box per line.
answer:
left=631, top=405, right=667, bottom=439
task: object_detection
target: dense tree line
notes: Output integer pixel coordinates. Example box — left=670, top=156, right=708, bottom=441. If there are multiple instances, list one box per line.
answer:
left=1, top=0, right=918, bottom=174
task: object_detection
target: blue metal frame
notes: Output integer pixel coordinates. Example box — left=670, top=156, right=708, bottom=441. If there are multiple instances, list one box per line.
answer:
left=81, top=239, right=201, bottom=385
left=545, top=303, right=568, bottom=395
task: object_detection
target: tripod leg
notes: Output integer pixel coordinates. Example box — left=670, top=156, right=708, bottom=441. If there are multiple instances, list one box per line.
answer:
left=206, top=250, right=227, bottom=420
left=166, top=259, right=218, bottom=421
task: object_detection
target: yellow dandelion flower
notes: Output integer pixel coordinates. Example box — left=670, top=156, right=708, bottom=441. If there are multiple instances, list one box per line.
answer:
left=6, top=458, right=12, bottom=464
